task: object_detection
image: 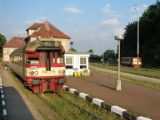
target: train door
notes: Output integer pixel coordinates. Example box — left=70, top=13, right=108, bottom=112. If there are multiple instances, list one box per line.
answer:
left=40, top=52, right=56, bottom=92
left=41, top=52, right=53, bottom=71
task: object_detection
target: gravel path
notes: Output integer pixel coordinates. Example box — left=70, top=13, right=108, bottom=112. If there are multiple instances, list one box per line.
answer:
left=66, top=69, right=160, bottom=120
left=0, top=68, right=44, bottom=120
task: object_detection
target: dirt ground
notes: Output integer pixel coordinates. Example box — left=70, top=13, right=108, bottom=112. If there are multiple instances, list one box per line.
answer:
left=66, top=68, right=160, bottom=120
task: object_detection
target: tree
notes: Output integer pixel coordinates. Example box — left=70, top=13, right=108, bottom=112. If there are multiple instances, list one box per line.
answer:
left=0, top=33, right=6, bottom=58
left=103, top=50, right=116, bottom=60
left=122, top=1, right=160, bottom=67
left=69, top=48, right=77, bottom=52
left=88, top=49, right=94, bottom=54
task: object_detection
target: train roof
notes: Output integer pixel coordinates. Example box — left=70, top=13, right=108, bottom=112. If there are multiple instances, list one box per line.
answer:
left=10, top=48, right=24, bottom=57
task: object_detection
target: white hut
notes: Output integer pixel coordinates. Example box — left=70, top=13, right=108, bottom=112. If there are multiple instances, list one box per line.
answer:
left=64, top=52, right=90, bottom=76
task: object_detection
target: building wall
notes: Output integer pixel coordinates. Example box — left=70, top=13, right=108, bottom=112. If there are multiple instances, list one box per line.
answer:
left=28, top=30, right=35, bottom=36
left=54, top=38, right=69, bottom=52
left=3, top=47, right=17, bottom=61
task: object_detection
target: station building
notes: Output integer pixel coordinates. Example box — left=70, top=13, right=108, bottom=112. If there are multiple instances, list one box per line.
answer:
left=3, top=37, right=25, bottom=62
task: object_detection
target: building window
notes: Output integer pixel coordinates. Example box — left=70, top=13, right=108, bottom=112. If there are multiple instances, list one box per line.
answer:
left=65, top=57, right=73, bottom=69
left=7, top=49, right=10, bottom=54
left=80, top=57, right=86, bottom=64
left=80, top=57, right=87, bottom=69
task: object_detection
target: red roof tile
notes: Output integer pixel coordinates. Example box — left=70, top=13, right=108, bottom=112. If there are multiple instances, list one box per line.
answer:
left=28, top=21, right=70, bottom=39
left=3, top=37, right=26, bottom=48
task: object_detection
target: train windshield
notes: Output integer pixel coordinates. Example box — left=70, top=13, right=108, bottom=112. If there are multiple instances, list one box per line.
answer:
left=57, top=54, right=64, bottom=64
left=26, top=53, right=39, bottom=64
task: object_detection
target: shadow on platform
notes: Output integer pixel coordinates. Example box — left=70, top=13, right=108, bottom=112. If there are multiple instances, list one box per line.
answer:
left=4, top=87, right=36, bottom=120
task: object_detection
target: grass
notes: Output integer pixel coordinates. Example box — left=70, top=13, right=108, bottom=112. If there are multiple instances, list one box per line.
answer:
left=39, top=91, right=122, bottom=120
left=91, top=62, right=160, bottom=79
left=90, top=64, right=160, bottom=90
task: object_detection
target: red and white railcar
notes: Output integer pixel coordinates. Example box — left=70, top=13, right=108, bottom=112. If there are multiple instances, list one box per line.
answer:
left=9, top=39, right=66, bottom=92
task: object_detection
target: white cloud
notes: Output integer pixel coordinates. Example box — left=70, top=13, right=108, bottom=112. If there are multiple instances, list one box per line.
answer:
left=101, top=18, right=119, bottom=26
left=113, top=28, right=125, bottom=36
left=63, top=7, right=81, bottom=14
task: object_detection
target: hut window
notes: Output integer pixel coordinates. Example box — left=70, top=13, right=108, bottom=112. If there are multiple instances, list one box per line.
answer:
left=66, top=57, right=72, bottom=65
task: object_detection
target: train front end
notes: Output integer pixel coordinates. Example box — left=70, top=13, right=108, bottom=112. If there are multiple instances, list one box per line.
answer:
left=24, top=39, right=66, bottom=92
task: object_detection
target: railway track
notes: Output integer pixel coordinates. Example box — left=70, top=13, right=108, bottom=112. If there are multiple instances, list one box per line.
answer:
left=37, top=90, right=121, bottom=120
left=6, top=68, right=121, bottom=120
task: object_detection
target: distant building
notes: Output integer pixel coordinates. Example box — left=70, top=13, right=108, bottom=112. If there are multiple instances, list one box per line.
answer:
left=25, top=21, right=70, bottom=52
left=3, top=37, right=25, bottom=62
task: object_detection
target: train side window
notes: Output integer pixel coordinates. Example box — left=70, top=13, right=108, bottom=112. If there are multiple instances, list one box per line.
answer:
left=26, top=53, right=39, bottom=64
left=57, top=54, right=64, bottom=64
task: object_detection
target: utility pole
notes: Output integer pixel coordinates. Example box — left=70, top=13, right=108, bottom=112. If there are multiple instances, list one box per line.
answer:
left=135, top=4, right=140, bottom=57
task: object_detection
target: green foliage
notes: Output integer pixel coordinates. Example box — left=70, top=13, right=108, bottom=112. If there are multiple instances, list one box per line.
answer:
left=103, top=50, right=116, bottom=59
left=69, top=48, right=77, bottom=52
left=0, top=33, right=6, bottom=59
left=122, top=1, right=160, bottom=67
left=88, top=49, right=94, bottom=54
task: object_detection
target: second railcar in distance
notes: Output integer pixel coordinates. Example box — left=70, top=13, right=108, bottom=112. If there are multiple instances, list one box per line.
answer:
left=120, top=57, right=142, bottom=68
left=9, top=39, right=66, bottom=93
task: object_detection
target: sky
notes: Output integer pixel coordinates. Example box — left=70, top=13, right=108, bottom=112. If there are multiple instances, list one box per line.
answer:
left=0, top=0, right=156, bottom=55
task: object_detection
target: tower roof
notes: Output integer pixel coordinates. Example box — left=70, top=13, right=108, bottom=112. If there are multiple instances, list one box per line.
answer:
left=27, top=21, right=70, bottom=39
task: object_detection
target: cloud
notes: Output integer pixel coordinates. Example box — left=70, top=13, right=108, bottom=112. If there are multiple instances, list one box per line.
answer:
left=101, top=18, right=119, bottom=26
left=142, top=4, right=149, bottom=11
left=63, top=7, right=81, bottom=14
left=102, top=4, right=121, bottom=17
left=113, top=28, right=125, bottom=36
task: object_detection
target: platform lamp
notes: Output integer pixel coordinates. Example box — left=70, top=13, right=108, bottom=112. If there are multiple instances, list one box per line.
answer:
left=115, top=35, right=124, bottom=91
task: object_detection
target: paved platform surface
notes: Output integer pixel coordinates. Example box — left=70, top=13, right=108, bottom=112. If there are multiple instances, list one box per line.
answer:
left=0, top=67, right=44, bottom=120
left=66, top=68, right=160, bottom=120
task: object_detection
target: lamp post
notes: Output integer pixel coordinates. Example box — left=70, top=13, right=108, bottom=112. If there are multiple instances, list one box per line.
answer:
left=115, top=35, right=124, bottom=91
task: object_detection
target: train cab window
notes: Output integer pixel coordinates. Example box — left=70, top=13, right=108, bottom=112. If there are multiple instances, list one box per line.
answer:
left=57, top=54, right=64, bottom=64
left=26, top=53, right=39, bottom=64
left=52, top=53, right=56, bottom=63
